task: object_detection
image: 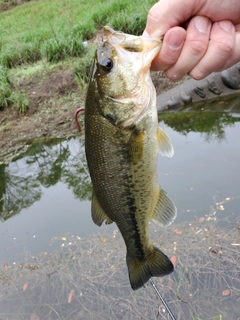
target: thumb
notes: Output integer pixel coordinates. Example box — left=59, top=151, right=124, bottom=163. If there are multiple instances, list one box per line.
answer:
left=143, top=0, right=197, bottom=37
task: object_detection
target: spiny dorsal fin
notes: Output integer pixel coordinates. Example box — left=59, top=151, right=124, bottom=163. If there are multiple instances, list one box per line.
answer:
left=157, top=127, right=174, bottom=157
left=151, top=187, right=177, bottom=227
left=91, top=193, right=113, bottom=226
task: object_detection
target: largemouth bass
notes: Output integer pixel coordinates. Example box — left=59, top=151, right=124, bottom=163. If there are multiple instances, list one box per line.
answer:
left=84, top=26, right=177, bottom=290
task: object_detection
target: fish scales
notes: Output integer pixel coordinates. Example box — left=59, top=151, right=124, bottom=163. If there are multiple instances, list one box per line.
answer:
left=86, top=91, right=157, bottom=258
left=84, top=26, right=177, bottom=290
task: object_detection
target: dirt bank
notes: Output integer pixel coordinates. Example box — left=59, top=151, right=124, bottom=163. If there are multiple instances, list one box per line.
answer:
left=0, top=66, right=186, bottom=164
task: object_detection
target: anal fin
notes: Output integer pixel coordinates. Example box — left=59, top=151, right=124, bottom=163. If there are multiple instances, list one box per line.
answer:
left=91, top=193, right=113, bottom=226
left=151, top=187, right=177, bottom=227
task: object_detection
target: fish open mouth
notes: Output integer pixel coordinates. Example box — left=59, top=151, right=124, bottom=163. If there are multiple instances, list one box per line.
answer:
left=103, top=26, right=162, bottom=74
left=96, top=26, right=162, bottom=129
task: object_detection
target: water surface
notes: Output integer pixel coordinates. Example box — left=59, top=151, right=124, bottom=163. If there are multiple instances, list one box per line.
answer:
left=0, top=106, right=240, bottom=262
left=0, top=99, right=240, bottom=319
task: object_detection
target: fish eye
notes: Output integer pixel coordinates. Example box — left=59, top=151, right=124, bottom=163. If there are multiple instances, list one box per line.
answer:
left=100, top=58, right=113, bottom=72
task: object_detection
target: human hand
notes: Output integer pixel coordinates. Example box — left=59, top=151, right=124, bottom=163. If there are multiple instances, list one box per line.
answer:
left=143, top=0, right=240, bottom=80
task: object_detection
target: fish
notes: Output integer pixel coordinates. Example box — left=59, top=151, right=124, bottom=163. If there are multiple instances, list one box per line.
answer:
left=84, top=26, right=177, bottom=290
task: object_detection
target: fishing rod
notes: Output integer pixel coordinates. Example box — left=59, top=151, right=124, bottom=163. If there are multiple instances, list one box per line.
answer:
left=150, top=278, right=176, bottom=320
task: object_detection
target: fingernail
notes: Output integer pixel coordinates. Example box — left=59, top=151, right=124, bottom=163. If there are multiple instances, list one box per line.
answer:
left=167, top=31, right=184, bottom=50
left=194, top=16, right=209, bottom=33
left=219, top=20, right=232, bottom=32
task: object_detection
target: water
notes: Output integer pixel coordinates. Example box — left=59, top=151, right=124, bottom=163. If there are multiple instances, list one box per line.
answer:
left=0, top=107, right=240, bottom=263
left=0, top=137, right=116, bottom=262
left=158, top=115, right=240, bottom=224
left=0, top=100, right=240, bottom=319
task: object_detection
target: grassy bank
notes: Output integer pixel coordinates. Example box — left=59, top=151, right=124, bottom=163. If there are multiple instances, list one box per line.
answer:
left=0, top=0, right=156, bottom=111
left=0, top=0, right=155, bottom=67
left=1, top=0, right=180, bottom=160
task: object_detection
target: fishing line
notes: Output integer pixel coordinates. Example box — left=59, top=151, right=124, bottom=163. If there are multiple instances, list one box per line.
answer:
left=150, top=278, right=176, bottom=320
left=101, top=28, right=126, bottom=46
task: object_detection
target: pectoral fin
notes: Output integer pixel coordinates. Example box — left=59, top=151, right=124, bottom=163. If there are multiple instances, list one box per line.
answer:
left=91, top=193, right=113, bottom=226
left=157, top=127, right=174, bottom=157
left=151, top=187, right=177, bottom=227
left=128, top=128, right=145, bottom=165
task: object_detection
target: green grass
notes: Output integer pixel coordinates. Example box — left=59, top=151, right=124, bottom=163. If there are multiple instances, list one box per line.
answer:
left=0, top=65, right=12, bottom=108
left=0, top=0, right=155, bottom=67
left=0, top=0, right=155, bottom=111
left=0, top=65, right=28, bottom=112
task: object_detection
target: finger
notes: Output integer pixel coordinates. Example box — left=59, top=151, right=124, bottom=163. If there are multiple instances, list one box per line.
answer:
left=143, top=0, right=199, bottom=37
left=151, top=27, right=186, bottom=71
left=189, top=20, right=235, bottom=79
left=165, top=16, right=212, bottom=80
left=143, top=0, right=240, bottom=38
left=223, top=27, right=240, bottom=68
left=236, top=24, right=240, bottom=33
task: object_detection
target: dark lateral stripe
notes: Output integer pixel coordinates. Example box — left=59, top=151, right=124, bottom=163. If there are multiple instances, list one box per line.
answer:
left=124, top=191, right=145, bottom=260
left=120, top=145, right=146, bottom=260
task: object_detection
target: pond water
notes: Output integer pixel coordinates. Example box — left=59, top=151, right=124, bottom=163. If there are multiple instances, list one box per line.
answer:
left=0, top=97, right=240, bottom=320
left=0, top=99, right=240, bottom=264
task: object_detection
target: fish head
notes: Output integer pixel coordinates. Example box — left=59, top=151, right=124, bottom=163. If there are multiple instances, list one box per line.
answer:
left=91, top=26, right=162, bottom=128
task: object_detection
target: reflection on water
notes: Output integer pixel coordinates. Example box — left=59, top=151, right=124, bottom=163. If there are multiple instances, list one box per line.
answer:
left=159, top=92, right=240, bottom=142
left=0, top=98, right=240, bottom=319
left=0, top=137, right=101, bottom=262
left=0, top=136, right=91, bottom=221
left=0, top=102, right=240, bottom=263
left=159, top=110, right=240, bottom=142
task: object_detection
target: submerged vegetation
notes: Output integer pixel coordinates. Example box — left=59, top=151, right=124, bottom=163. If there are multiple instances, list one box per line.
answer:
left=0, top=212, right=239, bottom=319
left=1, top=123, right=240, bottom=319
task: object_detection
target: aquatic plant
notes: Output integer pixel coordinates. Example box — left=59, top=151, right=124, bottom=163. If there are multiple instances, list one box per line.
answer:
left=0, top=211, right=239, bottom=319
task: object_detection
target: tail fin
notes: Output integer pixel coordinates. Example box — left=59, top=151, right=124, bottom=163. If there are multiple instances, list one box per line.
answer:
left=126, top=246, right=173, bottom=290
